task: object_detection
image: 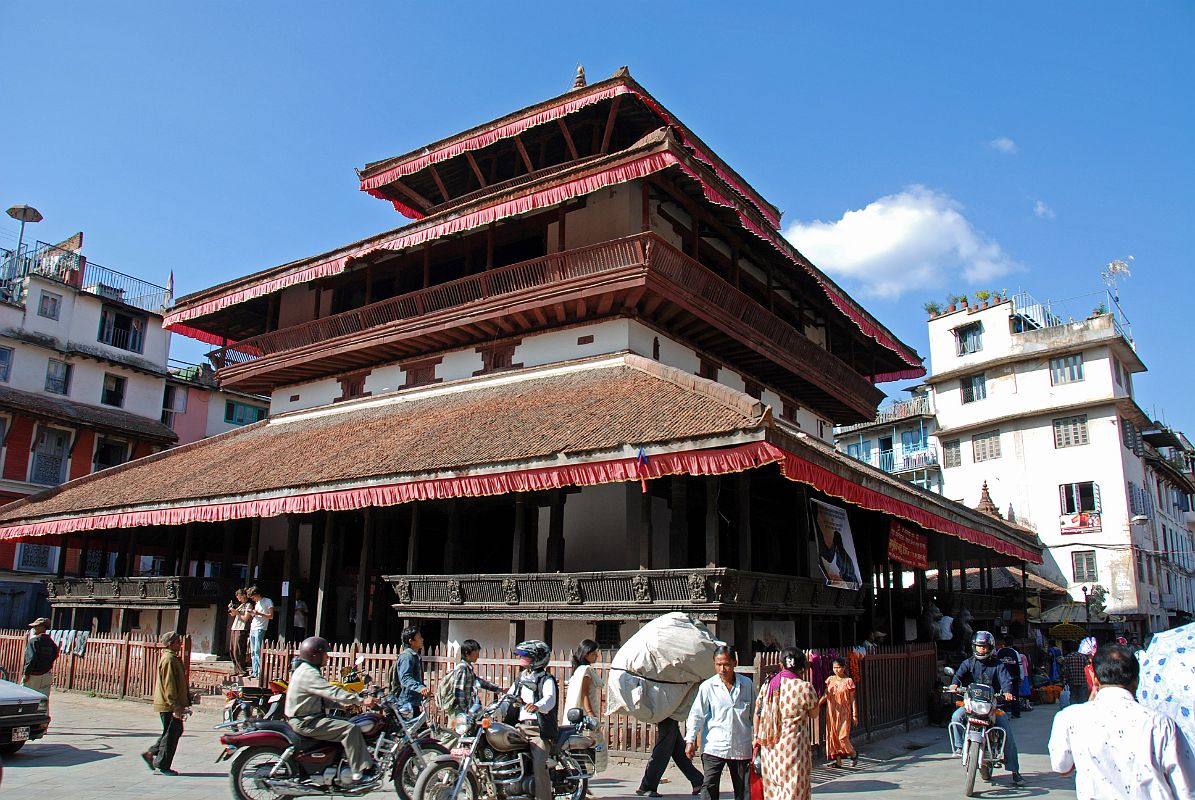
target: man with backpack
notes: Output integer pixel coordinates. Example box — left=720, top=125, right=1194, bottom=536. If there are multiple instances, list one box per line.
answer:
left=438, top=638, right=502, bottom=715
left=389, top=626, right=432, bottom=712
left=22, top=617, right=59, bottom=697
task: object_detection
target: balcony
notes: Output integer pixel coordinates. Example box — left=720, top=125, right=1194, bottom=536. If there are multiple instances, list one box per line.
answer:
left=43, top=576, right=224, bottom=608
left=849, top=444, right=940, bottom=474
left=836, top=394, right=933, bottom=435
left=384, top=568, right=865, bottom=620
left=208, top=233, right=883, bottom=420
left=1, top=241, right=169, bottom=313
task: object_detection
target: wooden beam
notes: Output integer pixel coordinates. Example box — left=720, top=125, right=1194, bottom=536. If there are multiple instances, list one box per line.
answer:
left=246, top=518, right=261, bottom=581
left=641, top=182, right=650, bottom=232
left=422, top=247, right=430, bottom=289
left=546, top=491, right=566, bottom=571
left=428, top=165, right=451, bottom=204
left=512, top=496, right=526, bottom=572
left=601, top=96, right=622, bottom=154
left=389, top=179, right=434, bottom=211
left=485, top=225, right=494, bottom=269
left=705, top=476, right=720, bottom=567
left=735, top=473, right=751, bottom=570
left=464, top=151, right=487, bottom=188
left=514, top=135, right=535, bottom=174
left=179, top=523, right=195, bottom=578
left=557, top=118, right=579, bottom=160
left=406, top=505, right=420, bottom=575
left=444, top=502, right=462, bottom=572
left=669, top=475, right=688, bottom=568
left=354, top=509, right=374, bottom=643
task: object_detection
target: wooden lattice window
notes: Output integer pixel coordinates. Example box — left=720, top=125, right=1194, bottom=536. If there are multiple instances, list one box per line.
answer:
left=404, top=358, right=441, bottom=388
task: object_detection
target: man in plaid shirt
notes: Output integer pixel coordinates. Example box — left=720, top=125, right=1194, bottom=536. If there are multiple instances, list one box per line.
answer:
left=451, top=639, right=502, bottom=712
left=1061, top=644, right=1090, bottom=703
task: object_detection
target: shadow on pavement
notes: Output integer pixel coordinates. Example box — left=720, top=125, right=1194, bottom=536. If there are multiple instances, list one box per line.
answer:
left=1, top=743, right=120, bottom=767
left=814, top=779, right=902, bottom=793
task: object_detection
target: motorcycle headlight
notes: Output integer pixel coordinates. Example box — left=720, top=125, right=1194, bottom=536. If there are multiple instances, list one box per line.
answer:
left=967, top=699, right=992, bottom=716
left=453, top=715, right=472, bottom=736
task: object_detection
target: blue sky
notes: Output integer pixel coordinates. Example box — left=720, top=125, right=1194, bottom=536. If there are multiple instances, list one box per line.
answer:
left=3, top=3, right=1192, bottom=429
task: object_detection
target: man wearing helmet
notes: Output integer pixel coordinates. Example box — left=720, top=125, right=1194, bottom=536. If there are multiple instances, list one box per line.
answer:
left=285, top=636, right=378, bottom=787
left=507, top=640, right=558, bottom=800
left=946, top=630, right=1024, bottom=786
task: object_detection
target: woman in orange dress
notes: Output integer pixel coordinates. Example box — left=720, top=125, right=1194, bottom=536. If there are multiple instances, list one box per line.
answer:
left=820, top=658, right=858, bottom=767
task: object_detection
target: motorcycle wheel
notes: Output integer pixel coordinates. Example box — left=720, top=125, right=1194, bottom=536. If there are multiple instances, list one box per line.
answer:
left=230, top=745, right=292, bottom=800
left=393, top=741, right=450, bottom=800
left=553, top=752, right=589, bottom=800
left=963, top=741, right=980, bottom=798
left=413, top=759, right=478, bottom=800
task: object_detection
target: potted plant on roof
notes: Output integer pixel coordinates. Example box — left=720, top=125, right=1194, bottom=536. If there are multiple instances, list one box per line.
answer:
left=947, top=294, right=960, bottom=313
left=975, top=290, right=991, bottom=308
left=958, top=293, right=969, bottom=312
left=924, top=301, right=942, bottom=319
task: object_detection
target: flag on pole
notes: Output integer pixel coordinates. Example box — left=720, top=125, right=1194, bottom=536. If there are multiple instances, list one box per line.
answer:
left=636, top=447, right=650, bottom=493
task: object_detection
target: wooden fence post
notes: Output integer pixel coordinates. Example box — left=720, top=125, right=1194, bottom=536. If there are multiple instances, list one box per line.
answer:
left=67, top=647, right=78, bottom=691
left=118, top=632, right=132, bottom=699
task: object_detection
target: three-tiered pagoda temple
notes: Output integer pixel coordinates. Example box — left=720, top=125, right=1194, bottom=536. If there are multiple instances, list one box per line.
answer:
left=0, top=68, right=1040, bottom=656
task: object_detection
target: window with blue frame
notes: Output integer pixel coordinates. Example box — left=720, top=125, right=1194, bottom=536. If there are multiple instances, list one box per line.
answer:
left=846, top=441, right=872, bottom=462
left=901, top=428, right=926, bottom=452
left=953, top=322, right=983, bottom=355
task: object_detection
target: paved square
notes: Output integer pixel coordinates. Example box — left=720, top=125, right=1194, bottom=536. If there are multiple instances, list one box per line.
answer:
left=1, top=693, right=1077, bottom=798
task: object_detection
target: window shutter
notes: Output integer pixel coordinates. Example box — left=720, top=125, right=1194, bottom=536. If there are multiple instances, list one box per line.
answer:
left=1059, top=484, right=1068, bottom=513
left=1093, top=483, right=1102, bottom=513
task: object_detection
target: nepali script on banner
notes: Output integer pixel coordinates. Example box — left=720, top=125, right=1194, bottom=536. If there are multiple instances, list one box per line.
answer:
left=810, top=499, right=862, bottom=590
left=888, top=520, right=929, bottom=570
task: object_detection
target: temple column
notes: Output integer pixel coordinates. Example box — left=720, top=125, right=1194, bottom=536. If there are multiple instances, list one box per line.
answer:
left=546, top=491, right=565, bottom=572
left=246, top=518, right=261, bottom=582
left=444, top=502, right=463, bottom=573
left=669, top=476, right=689, bottom=568
left=406, top=505, right=420, bottom=575
left=179, top=523, right=195, bottom=578
left=735, top=473, right=752, bottom=570
left=314, top=512, right=335, bottom=638
left=353, top=510, right=375, bottom=643
left=279, top=516, right=299, bottom=643
left=512, top=496, right=526, bottom=572
left=705, top=477, right=720, bottom=567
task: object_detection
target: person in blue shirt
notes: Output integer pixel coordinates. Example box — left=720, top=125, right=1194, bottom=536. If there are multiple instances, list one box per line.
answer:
left=389, top=626, right=431, bottom=711
left=947, top=630, right=1024, bottom=787
left=685, top=645, right=754, bottom=800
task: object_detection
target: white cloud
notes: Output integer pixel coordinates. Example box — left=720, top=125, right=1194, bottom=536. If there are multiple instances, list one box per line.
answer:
left=783, top=186, right=1022, bottom=300
left=1033, top=199, right=1056, bottom=219
left=989, top=136, right=1019, bottom=154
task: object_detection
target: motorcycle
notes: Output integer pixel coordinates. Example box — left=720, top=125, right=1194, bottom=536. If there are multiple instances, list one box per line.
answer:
left=413, top=697, right=595, bottom=800
left=945, top=683, right=1007, bottom=797
left=219, top=685, right=448, bottom=800
left=218, top=666, right=369, bottom=733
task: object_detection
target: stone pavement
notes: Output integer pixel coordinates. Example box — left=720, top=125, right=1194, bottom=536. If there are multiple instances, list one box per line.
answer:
left=0, top=692, right=1077, bottom=799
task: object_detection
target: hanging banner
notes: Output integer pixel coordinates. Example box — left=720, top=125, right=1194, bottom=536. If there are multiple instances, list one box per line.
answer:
left=810, top=499, right=862, bottom=590
left=888, top=520, right=929, bottom=570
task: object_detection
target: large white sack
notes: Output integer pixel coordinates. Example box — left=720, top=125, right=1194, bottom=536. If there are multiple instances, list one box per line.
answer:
left=605, top=612, right=723, bottom=723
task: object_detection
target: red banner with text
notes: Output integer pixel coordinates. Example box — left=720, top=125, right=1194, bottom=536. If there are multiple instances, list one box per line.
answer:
left=889, top=520, right=929, bottom=570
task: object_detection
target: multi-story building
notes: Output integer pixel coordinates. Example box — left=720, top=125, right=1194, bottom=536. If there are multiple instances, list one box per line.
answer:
left=0, top=237, right=177, bottom=626
left=1138, top=427, right=1195, bottom=626
left=834, top=387, right=942, bottom=494
left=0, top=70, right=1040, bottom=657
left=163, top=361, right=269, bottom=446
left=920, top=292, right=1191, bottom=636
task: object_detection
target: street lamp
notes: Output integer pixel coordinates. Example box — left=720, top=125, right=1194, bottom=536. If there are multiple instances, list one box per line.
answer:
left=1082, top=585, right=1091, bottom=625
left=6, top=204, right=43, bottom=265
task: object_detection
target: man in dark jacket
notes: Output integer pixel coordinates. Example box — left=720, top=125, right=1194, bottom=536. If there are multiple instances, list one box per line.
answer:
left=389, top=626, right=431, bottom=712
left=947, top=630, right=1024, bottom=786
left=22, top=617, right=59, bottom=697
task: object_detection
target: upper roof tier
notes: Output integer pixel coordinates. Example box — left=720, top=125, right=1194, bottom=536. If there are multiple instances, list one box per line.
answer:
left=164, top=71, right=924, bottom=384
left=356, top=68, right=782, bottom=228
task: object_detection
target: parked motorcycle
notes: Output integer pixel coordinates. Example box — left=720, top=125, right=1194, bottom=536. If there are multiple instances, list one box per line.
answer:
left=218, top=666, right=370, bottom=733
left=219, top=686, right=447, bottom=800
left=945, top=683, right=1007, bottom=797
left=413, top=697, right=594, bottom=800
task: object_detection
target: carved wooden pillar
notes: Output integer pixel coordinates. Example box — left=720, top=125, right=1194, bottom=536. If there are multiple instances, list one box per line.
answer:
left=444, top=502, right=463, bottom=573
left=546, top=491, right=565, bottom=572
left=179, top=523, right=195, bottom=578
left=406, top=505, right=420, bottom=575
left=246, top=518, right=261, bottom=582
left=354, top=509, right=374, bottom=643
left=735, top=473, right=752, bottom=571
left=626, top=483, right=653, bottom=570
left=705, top=476, right=720, bottom=568
left=314, top=512, right=335, bottom=638
left=512, top=496, right=526, bottom=573
left=279, top=516, right=299, bottom=643
left=669, top=476, right=689, bottom=569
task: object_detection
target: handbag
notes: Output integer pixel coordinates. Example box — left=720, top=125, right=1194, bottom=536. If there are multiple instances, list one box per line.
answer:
left=749, top=746, right=765, bottom=800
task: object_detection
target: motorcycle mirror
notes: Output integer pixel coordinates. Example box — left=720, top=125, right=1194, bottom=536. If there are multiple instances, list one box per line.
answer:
left=355, top=655, right=367, bottom=667
left=942, top=667, right=955, bottom=677
left=566, top=707, right=584, bottom=724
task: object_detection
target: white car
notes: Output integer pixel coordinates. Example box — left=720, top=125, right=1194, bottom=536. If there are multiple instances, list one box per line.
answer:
left=0, top=678, right=50, bottom=754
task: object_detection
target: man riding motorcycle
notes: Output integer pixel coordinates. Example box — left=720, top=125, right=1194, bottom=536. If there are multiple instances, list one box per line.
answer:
left=506, top=639, right=558, bottom=800
left=285, top=636, right=379, bottom=787
left=948, top=630, right=1024, bottom=786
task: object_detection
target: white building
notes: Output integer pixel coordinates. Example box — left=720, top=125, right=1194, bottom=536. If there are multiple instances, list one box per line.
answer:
left=921, top=292, right=1193, bottom=636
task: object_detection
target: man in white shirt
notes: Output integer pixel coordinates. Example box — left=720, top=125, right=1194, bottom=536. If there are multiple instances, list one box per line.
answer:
left=1049, top=643, right=1194, bottom=799
left=246, top=585, right=274, bottom=679
left=685, top=645, right=754, bottom=800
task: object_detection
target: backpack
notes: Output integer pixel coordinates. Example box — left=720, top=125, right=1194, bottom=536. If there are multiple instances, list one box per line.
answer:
left=437, top=663, right=464, bottom=713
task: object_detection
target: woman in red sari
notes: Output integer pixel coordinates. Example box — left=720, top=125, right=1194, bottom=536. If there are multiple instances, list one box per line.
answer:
left=820, top=658, right=858, bottom=767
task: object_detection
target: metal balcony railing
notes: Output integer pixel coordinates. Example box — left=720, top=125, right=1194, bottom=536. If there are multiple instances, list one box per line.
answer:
left=0, top=241, right=169, bottom=313
left=836, top=395, right=933, bottom=434
left=853, top=444, right=940, bottom=474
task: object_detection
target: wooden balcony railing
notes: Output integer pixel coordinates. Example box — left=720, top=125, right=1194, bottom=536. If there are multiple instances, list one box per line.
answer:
left=210, top=235, right=651, bottom=367
left=384, top=567, right=864, bottom=617
left=208, top=232, right=877, bottom=408
left=43, top=575, right=225, bottom=606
